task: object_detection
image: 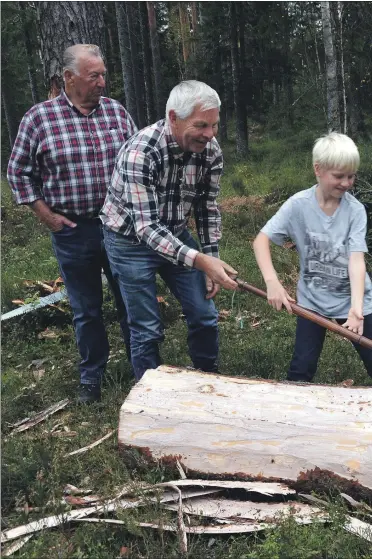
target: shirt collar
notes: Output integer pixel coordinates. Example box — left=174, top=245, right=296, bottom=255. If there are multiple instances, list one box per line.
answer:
left=164, top=120, right=185, bottom=160
left=60, top=89, right=101, bottom=114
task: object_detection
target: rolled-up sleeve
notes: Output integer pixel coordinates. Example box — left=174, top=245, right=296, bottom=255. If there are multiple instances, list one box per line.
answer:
left=123, top=150, right=199, bottom=267
left=7, top=113, right=43, bottom=205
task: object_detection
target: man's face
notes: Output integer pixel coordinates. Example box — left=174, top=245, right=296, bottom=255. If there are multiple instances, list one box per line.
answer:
left=68, top=55, right=106, bottom=107
left=169, top=105, right=220, bottom=153
left=314, top=164, right=356, bottom=199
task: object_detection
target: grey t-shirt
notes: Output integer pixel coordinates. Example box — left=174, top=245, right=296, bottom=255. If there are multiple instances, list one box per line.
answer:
left=261, top=185, right=372, bottom=318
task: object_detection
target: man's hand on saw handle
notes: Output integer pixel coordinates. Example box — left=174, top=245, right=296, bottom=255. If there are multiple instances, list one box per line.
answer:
left=194, top=253, right=238, bottom=292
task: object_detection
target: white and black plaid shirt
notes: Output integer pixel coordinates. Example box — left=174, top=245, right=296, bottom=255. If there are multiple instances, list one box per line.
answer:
left=101, top=119, right=223, bottom=267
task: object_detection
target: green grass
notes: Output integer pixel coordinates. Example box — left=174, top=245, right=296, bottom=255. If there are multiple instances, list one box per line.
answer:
left=2, top=132, right=372, bottom=558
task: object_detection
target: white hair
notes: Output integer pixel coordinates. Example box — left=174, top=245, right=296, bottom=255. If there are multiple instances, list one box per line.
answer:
left=313, top=132, right=360, bottom=172
left=165, top=80, right=221, bottom=121
left=62, top=44, right=103, bottom=78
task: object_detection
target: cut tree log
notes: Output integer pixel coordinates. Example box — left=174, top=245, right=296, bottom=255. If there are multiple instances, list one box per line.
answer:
left=118, top=366, right=372, bottom=490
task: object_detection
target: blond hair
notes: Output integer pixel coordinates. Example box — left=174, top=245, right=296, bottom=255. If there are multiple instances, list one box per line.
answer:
left=313, top=132, right=360, bottom=172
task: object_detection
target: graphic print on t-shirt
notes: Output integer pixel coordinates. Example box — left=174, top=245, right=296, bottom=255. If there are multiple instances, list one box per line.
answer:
left=303, top=231, right=350, bottom=294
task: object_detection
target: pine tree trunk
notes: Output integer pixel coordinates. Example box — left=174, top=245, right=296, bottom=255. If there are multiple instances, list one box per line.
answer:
left=282, top=4, right=294, bottom=126
left=218, top=49, right=228, bottom=142
left=126, top=2, right=146, bottom=129
left=178, top=2, right=190, bottom=71
left=2, top=80, right=19, bottom=147
left=19, top=2, right=40, bottom=104
left=139, top=1, right=156, bottom=124
left=191, top=1, right=198, bottom=60
left=115, top=2, right=138, bottom=124
left=320, top=1, right=341, bottom=132
left=337, top=1, right=347, bottom=134
left=37, top=1, right=106, bottom=98
left=147, top=2, right=164, bottom=119
left=230, top=2, right=248, bottom=157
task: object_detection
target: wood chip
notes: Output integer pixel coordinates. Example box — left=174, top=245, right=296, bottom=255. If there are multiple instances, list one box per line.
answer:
left=63, top=495, right=102, bottom=506
left=176, top=460, right=187, bottom=480
left=64, top=429, right=115, bottom=457
left=344, top=516, right=372, bottom=543
left=341, top=493, right=372, bottom=511
left=63, top=484, right=93, bottom=496
left=7, top=399, right=69, bottom=437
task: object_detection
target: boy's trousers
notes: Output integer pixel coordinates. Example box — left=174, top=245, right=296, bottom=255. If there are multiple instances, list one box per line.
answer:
left=287, top=314, right=372, bottom=382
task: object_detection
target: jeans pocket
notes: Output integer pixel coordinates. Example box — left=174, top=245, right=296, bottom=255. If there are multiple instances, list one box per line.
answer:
left=52, top=224, right=79, bottom=237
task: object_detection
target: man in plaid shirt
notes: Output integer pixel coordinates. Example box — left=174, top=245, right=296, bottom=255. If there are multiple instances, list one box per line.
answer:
left=7, top=44, right=137, bottom=404
left=102, top=80, right=238, bottom=381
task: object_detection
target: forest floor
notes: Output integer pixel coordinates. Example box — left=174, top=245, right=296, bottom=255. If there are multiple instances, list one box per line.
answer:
left=2, top=129, right=372, bottom=558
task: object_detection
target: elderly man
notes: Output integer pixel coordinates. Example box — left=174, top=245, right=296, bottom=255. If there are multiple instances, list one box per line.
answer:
left=101, top=80, right=237, bottom=381
left=7, top=44, right=137, bottom=404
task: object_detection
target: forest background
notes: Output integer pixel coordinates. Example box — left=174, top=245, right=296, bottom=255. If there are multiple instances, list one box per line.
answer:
left=2, top=2, right=372, bottom=558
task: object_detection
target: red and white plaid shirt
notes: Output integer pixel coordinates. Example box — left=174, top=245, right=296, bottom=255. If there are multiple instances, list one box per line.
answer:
left=7, top=90, right=137, bottom=217
left=101, top=120, right=223, bottom=267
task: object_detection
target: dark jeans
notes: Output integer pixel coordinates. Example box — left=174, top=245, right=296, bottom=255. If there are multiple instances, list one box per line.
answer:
left=103, top=227, right=219, bottom=381
left=51, top=218, right=130, bottom=385
left=287, top=314, right=372, bottom=382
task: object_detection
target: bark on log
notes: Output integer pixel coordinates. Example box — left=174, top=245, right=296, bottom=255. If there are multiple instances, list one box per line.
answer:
left=119, top=366, right=372, bottom=490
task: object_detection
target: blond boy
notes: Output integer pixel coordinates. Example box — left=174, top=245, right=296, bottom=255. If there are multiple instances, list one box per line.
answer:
left=253, top=133, right=372, bottom=381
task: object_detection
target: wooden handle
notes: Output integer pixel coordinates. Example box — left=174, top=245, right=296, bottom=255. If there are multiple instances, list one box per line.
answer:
left=235, top=278, right=372, bottom=351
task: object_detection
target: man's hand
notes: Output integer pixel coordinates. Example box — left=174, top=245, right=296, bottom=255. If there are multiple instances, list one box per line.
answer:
left=342, top=308, right=364, bottom=335
left=42, top=213, right=77, bottom=232
left=194, top=253, right=238, bottom=291
left=30, top=200, right=76, bottom=232
left=205, top=275, right=220, bottom=299
left=266, top=278, right=295, bottom=313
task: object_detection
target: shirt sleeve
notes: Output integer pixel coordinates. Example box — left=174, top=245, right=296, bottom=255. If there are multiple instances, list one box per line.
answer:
left=7, top=112, right=44, bottom=205
left=122, top=149, right=199, bottom=267
left=125, top=110, right=138, bottom=138
left=348, top=204, right=368, bottom=253
left=194, top=148, right=223, bottom=259
left=261, top=198, right=293, bottom=245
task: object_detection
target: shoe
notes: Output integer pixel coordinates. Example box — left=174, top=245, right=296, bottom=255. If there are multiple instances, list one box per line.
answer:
left=78, top=383, right=101, bottom=404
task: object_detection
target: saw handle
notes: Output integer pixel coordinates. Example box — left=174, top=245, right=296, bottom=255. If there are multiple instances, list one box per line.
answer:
left=235, top=278, right=372, bottom=351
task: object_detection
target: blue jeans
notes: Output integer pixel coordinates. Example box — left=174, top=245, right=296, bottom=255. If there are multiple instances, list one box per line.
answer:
left=287, top=314, right=372, bottom=382
left=103, top=228, right=219, bottom=381
left=51, top=218, right=130, bottom=385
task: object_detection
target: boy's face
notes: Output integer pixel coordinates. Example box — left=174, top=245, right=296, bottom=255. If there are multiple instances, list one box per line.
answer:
left=314, top=164, right=356, bottom=199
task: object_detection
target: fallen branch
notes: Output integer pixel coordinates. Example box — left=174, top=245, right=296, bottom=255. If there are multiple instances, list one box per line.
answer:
left=64, top=429, right=115, bottom=457
left=2, top=534, right=34, bottom=557
left=7, top=399, right=69, bottom=437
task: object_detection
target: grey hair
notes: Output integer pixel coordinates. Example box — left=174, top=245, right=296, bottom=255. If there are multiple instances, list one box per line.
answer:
left=313, top=132, right=360, bottom=172
left=62, top=44, right=103, bottom=77
left=165, top=80, right=221, bottom=121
